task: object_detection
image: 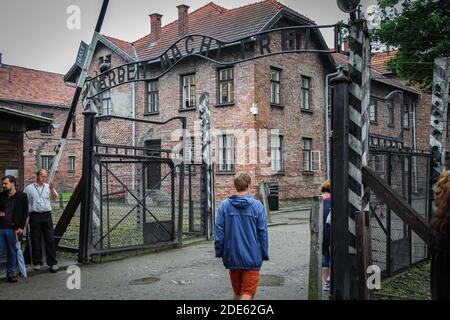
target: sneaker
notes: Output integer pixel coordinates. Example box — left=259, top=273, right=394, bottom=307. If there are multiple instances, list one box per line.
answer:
left=322, top=280, right=330, bottom=292
left=33, top=265, right=41, bottom=271
left=7, top=276, right=18, bottom=283
left=50, top=265, right=59, bottom=273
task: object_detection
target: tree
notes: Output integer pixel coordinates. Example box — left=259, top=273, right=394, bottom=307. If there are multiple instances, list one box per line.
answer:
left=371, top=0, right=450, bottom=92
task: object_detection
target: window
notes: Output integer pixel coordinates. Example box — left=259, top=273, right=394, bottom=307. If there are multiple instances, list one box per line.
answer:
left=375, top=155, right=384, bottom=173
left=301, top=76, right=311, bottom=110
left=71, top=115, right=76, bottom=138
left=181, top=74, right=196, bottom=109
left=281, top=30, right=301, bottom=50
left=270, top=68, right=281, bottom=105
left=303, top=138, right=312, bottom=172
left=41, top=113, right=54, bottom=134
left=40, top=155, right=54, bottom=171
left=68, top=156, right=75, bottom=172
left=101, top=90, right=111, bottom=115
left=147, top=80, right=159, bottom=113
left=302, top=138, right=321, bottom=173
left=271, top=135, right=283, bottom=173
left=403, top=104, right=409, bottom=129
left=218, top=135, right=235, bottom=172
left=369, top=98, right=377, bottom=123
left=218, top=68, right=234, bottom=104
left=99, top=55, right=111, bottom=68
left=387, top=101, right=394, bottom=127
left=181, top=136, right=195, bottom=163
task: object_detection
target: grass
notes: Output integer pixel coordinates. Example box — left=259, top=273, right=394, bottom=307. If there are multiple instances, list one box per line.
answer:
left=51, top=200, right=205, bottom=251
left=61, top=192, right=73, bottom=201
left=374, top=261, right=431, bottom=300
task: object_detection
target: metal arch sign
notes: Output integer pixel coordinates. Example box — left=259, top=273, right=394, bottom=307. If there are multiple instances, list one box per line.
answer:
left=83, top=24, right=341, bottom=100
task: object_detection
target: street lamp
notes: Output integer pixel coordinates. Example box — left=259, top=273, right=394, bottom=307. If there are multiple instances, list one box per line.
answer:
left=337, top=0, right=361, bottom=20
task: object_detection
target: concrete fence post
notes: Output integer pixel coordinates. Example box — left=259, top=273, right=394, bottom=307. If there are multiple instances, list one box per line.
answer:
left=308, top=195, right=323, bottom=300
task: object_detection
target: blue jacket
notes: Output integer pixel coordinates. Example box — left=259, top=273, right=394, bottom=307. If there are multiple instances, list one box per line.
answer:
left=214, top=194, right=269, bottom=270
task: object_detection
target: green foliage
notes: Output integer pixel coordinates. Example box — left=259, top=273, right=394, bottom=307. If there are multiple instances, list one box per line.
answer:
left=372, top=0, right=450, bottom=92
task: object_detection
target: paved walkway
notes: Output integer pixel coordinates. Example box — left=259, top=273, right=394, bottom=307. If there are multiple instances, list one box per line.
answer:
left=0, top=209, right=311, bottom=300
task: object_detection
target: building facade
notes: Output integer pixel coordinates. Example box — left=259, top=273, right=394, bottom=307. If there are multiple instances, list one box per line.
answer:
left=0, top=58, right=79, bottom=192
left=66, top=0, right=335, bottom=203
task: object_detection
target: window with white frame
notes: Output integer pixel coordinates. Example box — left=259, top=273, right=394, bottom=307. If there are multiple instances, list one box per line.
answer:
left=218, top=67, right=234, bottom=104
left=182, top=74, right=196, bottom=109
left=369, top=98, right=377, bottom=123
left=301, top=76, right=311, bottom=110
left=68, top=156, right=75, bottom=172
left=147, top=80, right=159, bottom=113
left=403, top=104, right=409, bottom=128
left=40, top=155, right=54, bottom=171
left=270, top=68, right=281, bottom=105
left=302, top=138, right=321, bottom=172
left=101, top=90, right=111, bottom=115
left=218, top=134, right=234, bottom=172
left=271, top=135, right=283, bottom=173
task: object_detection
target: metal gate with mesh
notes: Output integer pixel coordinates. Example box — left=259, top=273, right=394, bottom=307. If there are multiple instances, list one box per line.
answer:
left=80, top=114, right=209, bottom=258
left=368, top=147, right=432, bottom=277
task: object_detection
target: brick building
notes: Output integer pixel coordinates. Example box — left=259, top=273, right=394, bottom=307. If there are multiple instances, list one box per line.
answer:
left=0, top=55, right=78, bottom=192
left=333, top=50, right=432, bottom=152
left=63, top=0, right=436, bottom=204
left=65, top=0, right=336, bottom=202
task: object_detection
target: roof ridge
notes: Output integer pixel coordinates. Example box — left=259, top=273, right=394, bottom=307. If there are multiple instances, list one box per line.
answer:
left=0, top=64, right=66, bottom=77
left=264, top=0, right=286, bottom=10
left=132, top=2, right=227, bottom=45
left=104, top=34, right=132, bottom=45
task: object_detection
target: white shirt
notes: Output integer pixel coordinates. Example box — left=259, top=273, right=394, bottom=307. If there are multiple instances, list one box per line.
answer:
left=24, top=183, right=57, bottom=213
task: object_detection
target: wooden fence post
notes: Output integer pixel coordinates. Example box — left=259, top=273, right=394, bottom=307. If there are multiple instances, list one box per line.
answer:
left=356, top=210, right=371, bottom=299
left=308, top=195, right=323, bottom=300
left=259, top=182, right=272, bottom=223
left=59, top=192, right=64, bottom=209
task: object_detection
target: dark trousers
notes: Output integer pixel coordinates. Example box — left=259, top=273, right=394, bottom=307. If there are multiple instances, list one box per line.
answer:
left=0, top=228, right=17, bottom=277
left=29, top=212, right=57, bottom=266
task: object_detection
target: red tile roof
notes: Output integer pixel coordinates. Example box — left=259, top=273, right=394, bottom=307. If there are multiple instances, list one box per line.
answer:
left=332, top=52, right=419, bottom=95
left=101, top=0, right=315, bottom=61
left=103, top=35, right=136, bottom=59
left=0, top=64, right=75, bottom=107
left=371, top=50, right=398, bottom=74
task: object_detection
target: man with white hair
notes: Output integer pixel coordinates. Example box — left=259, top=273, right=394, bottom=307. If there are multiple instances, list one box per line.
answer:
left=24, top=169, right=59, bottom=272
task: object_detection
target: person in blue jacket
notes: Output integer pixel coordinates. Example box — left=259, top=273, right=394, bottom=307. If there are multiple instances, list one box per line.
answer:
left=214, top=173, right=269, bottom=300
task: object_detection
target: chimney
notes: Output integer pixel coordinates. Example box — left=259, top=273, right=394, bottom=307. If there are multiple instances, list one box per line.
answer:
left=177, top=4, right=190, bottom=36
left=150, top=13, right=162, bottom=41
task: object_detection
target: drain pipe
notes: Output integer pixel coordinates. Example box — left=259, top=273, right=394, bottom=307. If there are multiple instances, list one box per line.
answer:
left=412, top=97, right=419, bottom=193
left=132, top=82, right=136, bottom=191
left=324, top=65, right=343, bottom=180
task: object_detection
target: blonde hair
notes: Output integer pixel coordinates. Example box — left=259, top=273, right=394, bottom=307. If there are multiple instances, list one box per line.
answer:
left=320, top=180, right=331, bottom=193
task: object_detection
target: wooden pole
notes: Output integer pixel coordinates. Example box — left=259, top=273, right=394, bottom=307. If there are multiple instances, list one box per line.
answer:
left=308, top=195, right=323, bottom=300
left=259, top=182, right=272, bottom=223
left=59, top=192, right=64, bottom=209
left=356, top=210, right=371, bottom=300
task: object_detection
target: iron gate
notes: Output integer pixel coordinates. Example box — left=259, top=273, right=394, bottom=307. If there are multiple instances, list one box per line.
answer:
left=368, top=147, right=432, bottom=277
left=83, top=114, right=209, bottom=257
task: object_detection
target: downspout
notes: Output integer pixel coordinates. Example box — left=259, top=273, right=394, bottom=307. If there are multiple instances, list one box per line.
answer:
left=325, top=65, right=343, bottom=180
left=132, top=82, right=136, bottom=190
left=412, top=97, right=418, bottom=193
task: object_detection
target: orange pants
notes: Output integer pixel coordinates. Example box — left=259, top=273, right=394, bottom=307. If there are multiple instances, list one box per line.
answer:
left=229, top=269, right=260, bottom=297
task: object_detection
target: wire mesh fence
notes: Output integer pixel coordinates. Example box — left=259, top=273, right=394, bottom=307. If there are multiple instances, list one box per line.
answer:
left=368, top=148, right=431, bottom=277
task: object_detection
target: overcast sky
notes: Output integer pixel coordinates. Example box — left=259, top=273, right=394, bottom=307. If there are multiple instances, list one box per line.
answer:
left=0, top=0, right=377, bottom=74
